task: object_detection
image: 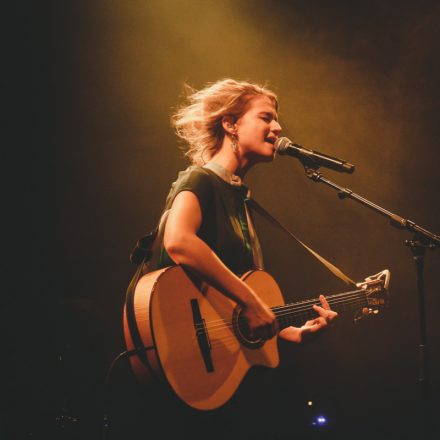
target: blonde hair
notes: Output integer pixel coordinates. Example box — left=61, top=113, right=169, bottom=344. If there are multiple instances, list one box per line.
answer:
left=171, top=78, right=278, bottom=165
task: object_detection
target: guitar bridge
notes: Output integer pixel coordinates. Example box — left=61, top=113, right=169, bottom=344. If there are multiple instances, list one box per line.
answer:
left=190, top=299, right=214, bottom=373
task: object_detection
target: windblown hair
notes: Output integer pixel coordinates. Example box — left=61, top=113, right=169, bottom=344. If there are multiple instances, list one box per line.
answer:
left=171, top=78, right=278, bottom=165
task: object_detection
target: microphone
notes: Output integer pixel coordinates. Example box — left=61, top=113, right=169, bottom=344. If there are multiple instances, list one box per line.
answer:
left=275, top=137, right=355, bottom=173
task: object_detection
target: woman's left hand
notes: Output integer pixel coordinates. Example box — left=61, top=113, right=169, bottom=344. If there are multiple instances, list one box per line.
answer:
left=278, top=295, right=338, bottom=343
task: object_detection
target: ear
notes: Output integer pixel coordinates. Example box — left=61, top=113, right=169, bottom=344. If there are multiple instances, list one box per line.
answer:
left=221, top=115, right=236, bottom=135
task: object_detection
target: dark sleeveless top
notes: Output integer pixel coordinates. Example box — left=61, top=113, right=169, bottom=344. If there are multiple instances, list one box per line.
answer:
left=157, top=166, right=260, bottom=276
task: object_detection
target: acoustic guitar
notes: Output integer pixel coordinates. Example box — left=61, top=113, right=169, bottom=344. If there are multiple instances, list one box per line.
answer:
left=123, top=266, right=390, bottom=410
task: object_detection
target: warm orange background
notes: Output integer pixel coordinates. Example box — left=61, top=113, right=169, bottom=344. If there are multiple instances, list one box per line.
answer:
left=24, top=1, right=440, bottom=439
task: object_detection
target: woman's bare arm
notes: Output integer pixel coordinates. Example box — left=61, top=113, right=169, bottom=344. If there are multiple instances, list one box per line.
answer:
left=164, top=190, right=276, bottom=339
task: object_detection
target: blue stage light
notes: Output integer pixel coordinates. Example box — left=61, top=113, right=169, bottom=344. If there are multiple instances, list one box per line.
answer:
left=311, top=415, right=328, bottom=427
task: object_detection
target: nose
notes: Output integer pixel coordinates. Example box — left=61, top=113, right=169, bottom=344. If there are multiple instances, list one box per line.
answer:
left=271, top=120, right=282, bottom=135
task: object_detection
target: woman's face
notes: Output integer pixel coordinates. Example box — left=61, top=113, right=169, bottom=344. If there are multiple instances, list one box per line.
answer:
left=235, top=95, right=282, bottom=163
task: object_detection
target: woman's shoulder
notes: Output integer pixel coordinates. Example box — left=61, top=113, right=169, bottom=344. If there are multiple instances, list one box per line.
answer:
left=173, top=165, right=215, bottom=188
left=177, top=164, right=211, bottom=178
left=164, top=165, right=216, bottom=209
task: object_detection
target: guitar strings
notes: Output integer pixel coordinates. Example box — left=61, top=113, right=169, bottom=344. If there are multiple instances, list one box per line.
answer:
left=198, top=293, right=367, bottom=347
left=197, top=289, right=366, bottom=329
left=207, top=301, right=370, bottom=349
left=204, top=296, right=367, bottom=341
left=195, top=294, right=367, bottom=350
left=200, top=290, right=366, bottom=333
left=200, top=293, right=366, bottom=337
left=206, top=296, right=368, bottom=349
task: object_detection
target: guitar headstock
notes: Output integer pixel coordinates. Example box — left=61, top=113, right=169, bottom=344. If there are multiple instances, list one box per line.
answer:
left=355, top=269, right=391, bottom=320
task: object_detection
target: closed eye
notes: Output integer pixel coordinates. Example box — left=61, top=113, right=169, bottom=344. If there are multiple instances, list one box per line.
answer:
left=259, top=112, right=278, bottom=123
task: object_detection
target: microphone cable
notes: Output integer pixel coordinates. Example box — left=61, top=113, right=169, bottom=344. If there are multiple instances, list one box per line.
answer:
left=101, top=346, right=153, bottom=440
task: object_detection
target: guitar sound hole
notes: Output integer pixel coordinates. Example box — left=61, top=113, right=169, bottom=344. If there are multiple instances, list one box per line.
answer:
left=233, top=307, right=265, bottom=349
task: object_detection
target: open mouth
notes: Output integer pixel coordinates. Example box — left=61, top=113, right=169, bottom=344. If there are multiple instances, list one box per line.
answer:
left=265, top=138, right=276, bottom=144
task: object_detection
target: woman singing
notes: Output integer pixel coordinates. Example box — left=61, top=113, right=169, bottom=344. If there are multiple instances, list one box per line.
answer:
left=120, top=79, right=338, bottom=440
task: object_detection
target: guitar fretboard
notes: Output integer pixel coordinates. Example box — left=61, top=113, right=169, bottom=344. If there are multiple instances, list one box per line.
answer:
left=272, top=289, right=368, bottom=329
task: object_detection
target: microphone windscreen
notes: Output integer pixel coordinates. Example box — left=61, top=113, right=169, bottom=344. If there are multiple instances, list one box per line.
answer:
left=274, top=137, right=292, bottom=153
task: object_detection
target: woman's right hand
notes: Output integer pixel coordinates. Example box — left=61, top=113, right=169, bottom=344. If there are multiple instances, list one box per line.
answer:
left=241, top=291, right=278, bottom=340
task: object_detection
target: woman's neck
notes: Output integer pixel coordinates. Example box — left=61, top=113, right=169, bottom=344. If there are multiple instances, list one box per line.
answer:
left=209, top=144, right=252, bottom=178
left=203, top=162, right=242, bottom=186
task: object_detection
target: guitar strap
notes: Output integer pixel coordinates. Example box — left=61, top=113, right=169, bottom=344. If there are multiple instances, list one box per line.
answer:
left=124, top=257, right=151, bottom=366
left=245, top=197, right=357, bottom=287
left=124, top=210, right=170, bottom=371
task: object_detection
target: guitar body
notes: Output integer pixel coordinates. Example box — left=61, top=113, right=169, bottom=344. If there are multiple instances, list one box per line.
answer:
left=123, top=265, right=285, bottom=410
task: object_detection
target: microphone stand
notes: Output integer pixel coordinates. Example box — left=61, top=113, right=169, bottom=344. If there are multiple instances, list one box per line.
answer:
left=301, top=163, right=439, bottom=438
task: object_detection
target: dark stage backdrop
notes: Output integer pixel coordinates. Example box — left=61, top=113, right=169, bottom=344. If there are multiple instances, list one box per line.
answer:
left=21, top=1, right=440, bottom=439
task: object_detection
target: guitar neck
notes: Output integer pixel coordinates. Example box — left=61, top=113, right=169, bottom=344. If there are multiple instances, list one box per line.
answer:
left=273, top=289, right=368, bottom=329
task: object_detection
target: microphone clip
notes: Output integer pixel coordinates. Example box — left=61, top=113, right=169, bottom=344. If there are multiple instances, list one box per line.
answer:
left=301, top=161, right=324, bottom=182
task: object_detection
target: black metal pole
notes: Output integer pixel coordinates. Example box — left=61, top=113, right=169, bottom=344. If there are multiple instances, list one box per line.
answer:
left=406, top=238, right=432, bottom=438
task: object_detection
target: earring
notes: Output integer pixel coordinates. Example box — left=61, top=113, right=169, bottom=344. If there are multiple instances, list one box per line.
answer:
left=231, top=133, right=238, bottom=154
